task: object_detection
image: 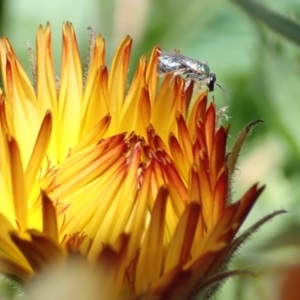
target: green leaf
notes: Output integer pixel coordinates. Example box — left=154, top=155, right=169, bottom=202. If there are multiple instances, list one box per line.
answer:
left=231, top=0, right=300, bottom=47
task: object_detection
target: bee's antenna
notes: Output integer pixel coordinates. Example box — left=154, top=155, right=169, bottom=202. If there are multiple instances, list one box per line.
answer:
left=216, top=83, right=229, bottom=99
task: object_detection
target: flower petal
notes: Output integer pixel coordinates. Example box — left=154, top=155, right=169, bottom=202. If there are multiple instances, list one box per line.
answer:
left=25, top=111, right=52, bottom=194
left=135, top=187, right=168, bottom=294
left=107, top=36, right=132, bottom=133
left=41, top=192, right=58, bottom=243
left=164, top=202, right=200, bottom=273
left=58, top=22, right=83, bottom=160
left=7, top=135, right=27, bottom=233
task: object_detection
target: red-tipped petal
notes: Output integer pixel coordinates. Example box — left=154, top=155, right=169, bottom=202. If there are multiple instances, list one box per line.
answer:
left=164, top=202, right=200, bottom=272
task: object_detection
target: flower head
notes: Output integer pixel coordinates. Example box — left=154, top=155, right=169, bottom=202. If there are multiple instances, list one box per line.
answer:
left=0, top=22, right=284, bottom=299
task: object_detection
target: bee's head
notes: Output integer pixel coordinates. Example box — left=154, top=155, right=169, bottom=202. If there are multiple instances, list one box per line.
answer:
left=207, top=73, right=228, bottom=98
left=206, top=73, right=216, bottom=92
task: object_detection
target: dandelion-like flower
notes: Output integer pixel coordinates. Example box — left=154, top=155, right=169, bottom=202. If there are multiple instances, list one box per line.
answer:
left=0, top=22, right=284, bottom=299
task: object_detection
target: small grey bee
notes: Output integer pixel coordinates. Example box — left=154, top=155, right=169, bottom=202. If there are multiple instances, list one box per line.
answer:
left=157, top=49, right=224, bottom=93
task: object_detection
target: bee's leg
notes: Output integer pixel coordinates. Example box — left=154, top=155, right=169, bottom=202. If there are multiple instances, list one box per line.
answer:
left=156, top=68, right=165, bottom=76
left=169, top=74, right=176, bottom=86
left=173, top=69, right=188, bottom=77
left=184, top=78, right=192, bottom=91
left=168, top=68, right=188, bottom=86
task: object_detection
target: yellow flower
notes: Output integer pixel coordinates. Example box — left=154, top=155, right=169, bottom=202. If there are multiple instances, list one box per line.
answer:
left=0, top=22, right=284, bottom=299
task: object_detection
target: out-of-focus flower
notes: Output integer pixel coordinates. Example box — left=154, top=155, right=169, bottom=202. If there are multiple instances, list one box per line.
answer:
left=278, top=264, right=300, bottom=300
left=0, top=22, right=284, bottom=299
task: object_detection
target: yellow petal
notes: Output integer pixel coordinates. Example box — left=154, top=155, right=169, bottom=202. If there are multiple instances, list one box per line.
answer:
left=164, top=202, right=200, bottom=273
left=107, top=36, right=132, bottom=133
left=58, top=22, right=83, bottom=160
left=135, top=187, right=168, bottom=293
left=7, top=135, right=27, bottom=233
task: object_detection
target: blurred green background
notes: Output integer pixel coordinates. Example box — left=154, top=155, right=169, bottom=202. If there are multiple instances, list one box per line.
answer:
left=1, top=0, right=300, bottom=299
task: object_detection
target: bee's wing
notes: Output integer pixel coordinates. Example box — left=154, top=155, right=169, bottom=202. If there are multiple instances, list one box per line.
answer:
left=179, top=57, right=208, bottom=75
left=158, top=52, right=185, bottom=73
left=164, top=53, right=191, bottom=65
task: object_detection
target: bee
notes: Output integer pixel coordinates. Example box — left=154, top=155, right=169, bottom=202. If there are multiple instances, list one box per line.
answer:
left=157, top=49, right=225, bottom=93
